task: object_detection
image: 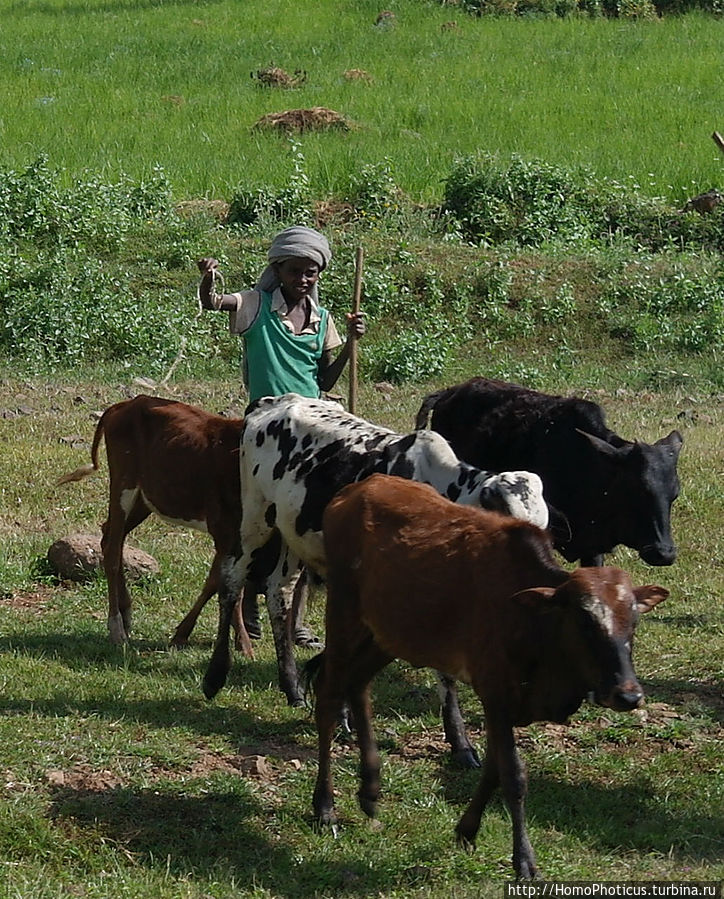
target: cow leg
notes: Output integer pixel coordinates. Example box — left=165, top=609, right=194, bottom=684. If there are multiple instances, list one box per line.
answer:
left=202, top=554, right=247, bottom=700
left=291, top=570, right=323, bottom=649
left=168, top=547, right=254, bottom=659
left=101, top=491, right=149, bottom=644
left=312, top=649, right=347, bottom=826
left=232, top=586, right=254, bottom=654
left=581, top=553, right=604, bottom=567
left=347, top=644, right=392, bottom=820
left=436, top=672, right=481, bottom=769
left=312, top=629, right=391, bottom=827
left=170, top=552, right=221, bottom=648
left=458, top=717, right=538, bottom=880
left=266, top=562, right=305, bottom=706
left=241, top=587, right=263, bottom=640
left=455, top=744, right=500, bottom=850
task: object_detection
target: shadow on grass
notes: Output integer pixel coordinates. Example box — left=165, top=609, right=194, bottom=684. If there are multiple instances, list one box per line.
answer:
left=47, top=783, right=401, bottom=897
left=644, top=676, right=724, bottom=724
left=437, top=761, right=724, bottom=866
left=0, top=628, right=283, bottom=683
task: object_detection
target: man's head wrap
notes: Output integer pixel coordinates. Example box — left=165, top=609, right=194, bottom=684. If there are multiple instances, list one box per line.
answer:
left=255, top=226, right=332, bottom=303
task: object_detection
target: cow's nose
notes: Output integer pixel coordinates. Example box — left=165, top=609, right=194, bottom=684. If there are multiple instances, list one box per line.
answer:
left=611, top=687, right=644, bottom=711
left=639, top=543, right=676, bottom=566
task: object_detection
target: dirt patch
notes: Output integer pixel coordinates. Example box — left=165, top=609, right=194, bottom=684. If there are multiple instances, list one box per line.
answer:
left=251, top=66, right=307, bottom=89
left=392, top=729, right=451, bottom=761
left=344, top=68, right=374, bottom=84
left=0, top=585, right=55, bottom=613
left=186, top=749, right=282, bottom=782
left=313, top=198, right=356, bottom=228
left=46, top=765, right=124, bottom=792
left=146, top=745, right=314, bottom=786
left=175, top=199, right=229, bottom=222
left=253, top=107, right=353, bottom=134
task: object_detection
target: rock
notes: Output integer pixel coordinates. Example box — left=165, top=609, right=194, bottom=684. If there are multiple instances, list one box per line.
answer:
left=47, top=534, right=159, bottom=582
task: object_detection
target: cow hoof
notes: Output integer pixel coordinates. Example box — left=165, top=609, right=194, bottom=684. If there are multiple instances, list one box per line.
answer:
left=358, top=793, right=378, bottom=819
left=108, top=615, right=128, bottom=645
left=455, top=820, right=477, bottom=853
left=317, top=810, right=338, bottom=830
left=201, top=672, right=225, bottom=701
left=450, top=748, right=481, bottom=769
left=244, top=621, right=263, bottom=641
left=515, top=860, right=541, bottom=881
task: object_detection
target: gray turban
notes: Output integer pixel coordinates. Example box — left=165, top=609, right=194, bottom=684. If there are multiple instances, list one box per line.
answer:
left=256, top=226, right=332, bottom=301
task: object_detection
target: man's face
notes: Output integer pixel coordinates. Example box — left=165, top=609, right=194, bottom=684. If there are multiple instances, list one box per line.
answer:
left=276, top=257, right=320, bottom=304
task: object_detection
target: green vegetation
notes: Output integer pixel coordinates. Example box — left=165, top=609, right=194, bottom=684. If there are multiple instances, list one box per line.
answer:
left=1, top=0, right=723, bottom=895
left=2, top=2, right=723, bottom=201
left=2, top=155, right=724, bottom=388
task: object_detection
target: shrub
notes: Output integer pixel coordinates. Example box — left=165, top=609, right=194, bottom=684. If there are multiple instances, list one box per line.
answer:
left=363, top=328, right=455, bottom=384
left=444, top=152, right=724, bottom=253
left=444, top=153, right=593, bottom=247
left=227, top=140, right=313, bottom=227
left=601, top=259, right=724, bottom=352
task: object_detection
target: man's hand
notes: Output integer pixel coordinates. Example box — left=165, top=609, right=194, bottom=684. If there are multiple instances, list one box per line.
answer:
left=197, top=257, right=219, bottom=275
left=346, top=311, right=366, bottom=339
left=197, top=258, right=220, bottom=309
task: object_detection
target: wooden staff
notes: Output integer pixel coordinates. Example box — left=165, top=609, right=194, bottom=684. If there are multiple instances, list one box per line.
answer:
left=348, top=246, right=364, bottom=414
left=713, top=131, right=724, bottom=157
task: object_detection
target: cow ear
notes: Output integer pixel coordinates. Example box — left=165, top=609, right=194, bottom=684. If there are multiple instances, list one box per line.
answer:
left=514, top=586, right=565, bottom=613
left=633, top=584, right=669, bottom=613
left=658, top=430, right=683, bottom=455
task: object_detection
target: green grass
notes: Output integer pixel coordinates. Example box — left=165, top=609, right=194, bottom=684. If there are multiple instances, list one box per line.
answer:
left=0, top=376, right=722, bottom=896
left=1, top=1, right=723, bottom=202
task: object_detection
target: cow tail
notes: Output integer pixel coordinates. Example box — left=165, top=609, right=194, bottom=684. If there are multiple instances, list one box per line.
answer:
left=55, top=414, right=106, bottom=485
left=300, top=651, right=326, bottom=708
left=414, top=390, right=444, bottom=430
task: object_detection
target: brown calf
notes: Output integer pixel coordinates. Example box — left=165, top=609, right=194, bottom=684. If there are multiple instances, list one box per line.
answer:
left=57, top=395, right=253, bottom=654
left=309, top=474, right=667, bottom=879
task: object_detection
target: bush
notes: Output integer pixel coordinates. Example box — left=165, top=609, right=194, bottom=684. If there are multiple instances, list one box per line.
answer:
left=444, top=152, right=724, bottom=252
left=363, top=328, right=454, bottom=384
left=600, top=258, right=724, bottom=352
left=227, top=140, right=313, bottom=227
left=443, top=153, right=593, bottom=246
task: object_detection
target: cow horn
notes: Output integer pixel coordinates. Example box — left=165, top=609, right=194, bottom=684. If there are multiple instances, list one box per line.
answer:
left=574, top=428, right=619, bottom=456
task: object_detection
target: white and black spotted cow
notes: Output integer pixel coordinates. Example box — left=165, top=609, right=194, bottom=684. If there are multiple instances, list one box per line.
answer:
left=203, top=394, right=548, bottom=765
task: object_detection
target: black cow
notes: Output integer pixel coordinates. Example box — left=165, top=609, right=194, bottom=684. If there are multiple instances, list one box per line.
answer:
left=415, top=377, right=683, bottom=567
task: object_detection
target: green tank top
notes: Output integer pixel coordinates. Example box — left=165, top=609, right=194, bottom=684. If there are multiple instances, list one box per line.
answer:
left=244, top=290, right=329, bottom=402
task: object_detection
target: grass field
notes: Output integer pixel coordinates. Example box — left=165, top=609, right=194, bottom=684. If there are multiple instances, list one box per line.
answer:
left=2, top=1, right=723, bottom=202
left=0, top=374, right=722, bottom=897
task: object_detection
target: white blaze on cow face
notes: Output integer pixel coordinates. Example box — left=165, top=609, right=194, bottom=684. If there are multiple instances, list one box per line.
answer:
left=581, top=594, right=615, bottom=636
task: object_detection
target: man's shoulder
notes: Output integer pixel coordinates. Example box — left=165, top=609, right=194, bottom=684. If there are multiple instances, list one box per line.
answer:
left=229, top=289, right=262, bottom=334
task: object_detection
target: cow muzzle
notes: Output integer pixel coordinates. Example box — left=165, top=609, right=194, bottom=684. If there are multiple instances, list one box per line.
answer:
left=599, top=682, right=645, bottom=712
left=639, top=542, right=676, bottom=566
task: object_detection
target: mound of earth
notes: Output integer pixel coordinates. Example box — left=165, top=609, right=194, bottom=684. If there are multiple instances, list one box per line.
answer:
left=253, top=106, right=353, bottom=134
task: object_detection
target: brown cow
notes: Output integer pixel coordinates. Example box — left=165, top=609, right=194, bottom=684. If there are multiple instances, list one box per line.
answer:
left=308, top=474, right=667, bottom=880
left=56, top=395, right=254, bottom=654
